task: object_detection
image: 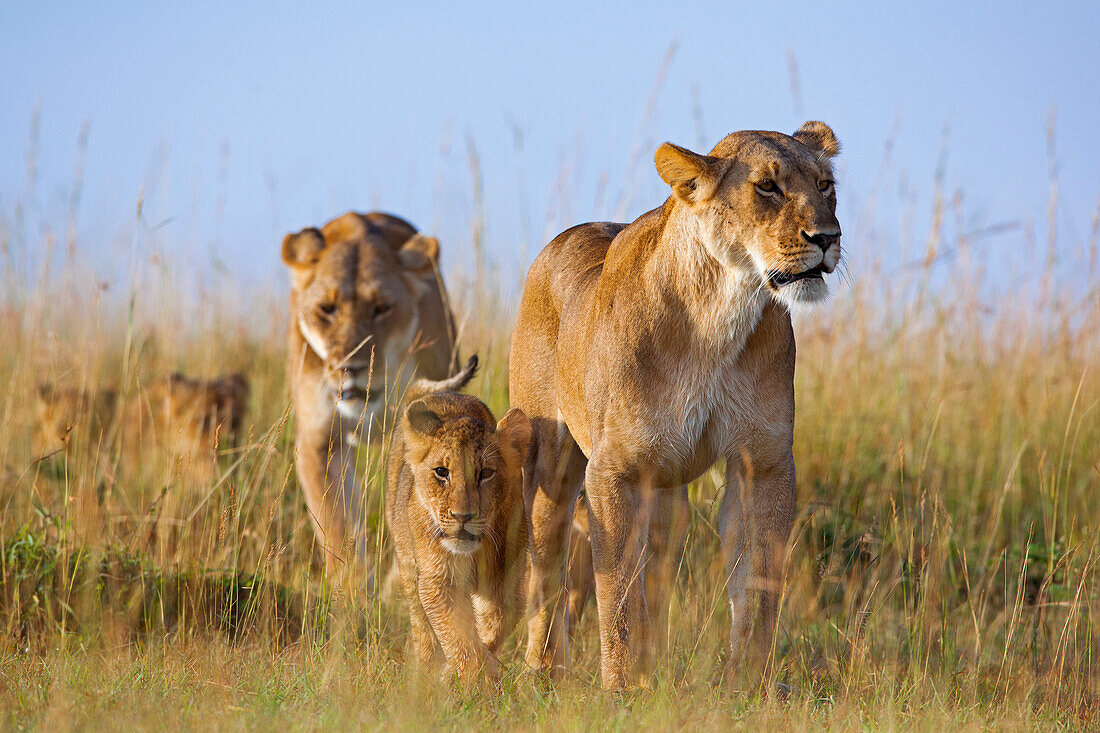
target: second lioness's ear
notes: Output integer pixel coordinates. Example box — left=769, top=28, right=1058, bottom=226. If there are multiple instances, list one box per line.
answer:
left=397, top=233, right=440, bottom=276
left=281, top=227, right=326, bottom=289
left=793, top=121, right=841, bottom=160
left=655, top=142, right=721, bottom=204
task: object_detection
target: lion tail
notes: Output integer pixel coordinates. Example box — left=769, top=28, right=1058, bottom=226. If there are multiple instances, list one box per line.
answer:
left=402, top=354, right=479, bottom=404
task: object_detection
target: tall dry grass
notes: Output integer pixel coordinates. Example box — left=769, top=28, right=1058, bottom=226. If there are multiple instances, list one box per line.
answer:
left=0, top=119, right=1097, bottom=730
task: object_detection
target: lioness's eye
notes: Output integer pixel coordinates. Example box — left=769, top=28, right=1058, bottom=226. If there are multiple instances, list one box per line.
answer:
left=478, top=468, right=495, bottom=482
left=433, top=466, right=449, bottom=480
left=756, top=179, right=780, bottom=194
left=373, top=303, right=392, bottom=318
left=818, top=180, right=834, bottom=193
left=318, top=302, right=337, bottom=317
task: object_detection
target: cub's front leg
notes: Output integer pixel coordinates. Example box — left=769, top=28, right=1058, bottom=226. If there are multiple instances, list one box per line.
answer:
left=417, top=561, right=500, bottom=683
left=395, top=555, right=441, bottom=670
left=474, top=505, right=527, bottom=655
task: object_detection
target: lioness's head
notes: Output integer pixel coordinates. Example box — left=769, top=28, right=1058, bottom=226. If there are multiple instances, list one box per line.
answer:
left=403, top=394, right=530, bottom=555
left=282, top=212, right=441, bottom=424
left=655, top=121, right=842, bottom=307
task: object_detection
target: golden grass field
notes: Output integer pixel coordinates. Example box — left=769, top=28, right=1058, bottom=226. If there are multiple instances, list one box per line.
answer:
left=1, top=152, right=1098, bottom=730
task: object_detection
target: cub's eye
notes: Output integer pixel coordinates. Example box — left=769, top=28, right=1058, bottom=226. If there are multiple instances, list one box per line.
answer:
left=433, top=466, right=449, bottom=480
left=318, top=302, right=337, bottom=317
left=373, top=303, right=392, bottom=318
left=478, top=467, right=495, bottom=482
left=818, top=180, right=835, bottom=194
left=756, top=179, right=780, bottom=195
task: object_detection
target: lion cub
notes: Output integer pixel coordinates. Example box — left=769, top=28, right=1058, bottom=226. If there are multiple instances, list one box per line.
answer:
left=386, top=356, right=531, bottom=684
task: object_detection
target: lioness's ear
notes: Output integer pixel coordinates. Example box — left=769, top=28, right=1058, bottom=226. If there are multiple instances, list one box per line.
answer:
left=320, top=212, right=370, bottom=245
left=655, top=142, right=721, bottom=204
left=281, top=228, right=326, bottom=288
left=793, top=121, right=841, bottom=160
left=496, top=407, right=531, bottom=463
left=397, top=234, right=440, bottom=275
left=406, top=399, right=443, bottom=437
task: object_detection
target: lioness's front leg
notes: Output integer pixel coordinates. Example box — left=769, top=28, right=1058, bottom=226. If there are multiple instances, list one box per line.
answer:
left=294, top=430, right=352, bottom=574
left=585, top=459, right=652, bottom=690
left=720, top=450, right=795, bottom=688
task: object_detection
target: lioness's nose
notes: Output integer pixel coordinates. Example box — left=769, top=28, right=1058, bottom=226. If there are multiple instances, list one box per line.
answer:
left=801, top=229, right=841, bottom=253
left=338, top=365, right=370, bottom=383
left=450, top=511, right=475, bottom=523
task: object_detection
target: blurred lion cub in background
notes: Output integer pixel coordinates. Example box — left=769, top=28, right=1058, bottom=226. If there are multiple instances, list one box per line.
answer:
left=386, top=356, right=531, bottom=684
left=35, top=372, right=250, bottom=471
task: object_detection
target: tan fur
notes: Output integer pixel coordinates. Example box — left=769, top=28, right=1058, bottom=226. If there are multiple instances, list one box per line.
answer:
left=281, top=210, right=457, bottom=576
left=567, top=487, right=689, bottom=654
left=510, top=123, right=842, bottom=689
left=146, top=372, right=250, bottom=456
left=35, top=373, right=249, bottom=472
left=386, top=358, right=530, bottom=684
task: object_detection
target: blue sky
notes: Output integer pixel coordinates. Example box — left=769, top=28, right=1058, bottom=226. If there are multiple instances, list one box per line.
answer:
left=2, top=1, right=1098, bottom=290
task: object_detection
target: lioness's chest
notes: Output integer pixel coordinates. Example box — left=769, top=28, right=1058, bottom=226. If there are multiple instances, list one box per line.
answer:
left=610, top=354, right=757, bottom=486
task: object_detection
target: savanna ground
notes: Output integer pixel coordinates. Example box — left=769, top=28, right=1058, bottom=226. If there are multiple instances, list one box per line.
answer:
left=1, top=130, right=1098, bottom=731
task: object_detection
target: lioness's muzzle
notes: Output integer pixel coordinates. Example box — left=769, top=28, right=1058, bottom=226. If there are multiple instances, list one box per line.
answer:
left=767, top=264, right=825, bottom=289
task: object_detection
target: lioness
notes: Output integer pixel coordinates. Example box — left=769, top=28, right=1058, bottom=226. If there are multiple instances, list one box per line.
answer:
left=510, top=122, right=842, bottom=689
left=281, top=211, right=456, bottom=575
left=387, top=356, right=530, bottom=684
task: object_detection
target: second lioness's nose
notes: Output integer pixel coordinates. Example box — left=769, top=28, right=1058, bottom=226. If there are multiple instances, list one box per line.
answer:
left=801, top=229, right=841, bottom=253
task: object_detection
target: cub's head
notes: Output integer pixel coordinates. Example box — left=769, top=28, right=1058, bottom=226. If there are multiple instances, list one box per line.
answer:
left=403, top=394, right=530, bottom=555
left=34, top=383, right=116, bottom=449
left=150, top=372, right=250, bottom=445
left=282, top=212, right=441, bottom=425
left=655, top=121, right=842, bottom=308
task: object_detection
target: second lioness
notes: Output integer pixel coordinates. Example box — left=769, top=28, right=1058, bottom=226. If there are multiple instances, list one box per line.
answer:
left=281, top=211, right=456, bottom=575
left=387, top=357, right=531, bottom=683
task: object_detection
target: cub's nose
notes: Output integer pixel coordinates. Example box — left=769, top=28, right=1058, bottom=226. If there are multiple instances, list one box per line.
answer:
left=449, top=511, right=475, bottom=523
left=800, top=229, right=841, bottom=253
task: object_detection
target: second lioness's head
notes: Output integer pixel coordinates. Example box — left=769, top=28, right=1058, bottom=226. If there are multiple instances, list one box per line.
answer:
left=282, top=212, right=441, bottom=424
left=655, top=121, right=842, bottom=307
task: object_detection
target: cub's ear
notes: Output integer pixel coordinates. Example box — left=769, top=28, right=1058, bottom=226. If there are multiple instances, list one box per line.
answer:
left=793, top=121, right=841, bottom=160
left=655, top=142, right=721, bottom=205
left=496, top=407, right=531, bottom=463
left=406, top=398, right=443, bottom=437
left=282, top=228, right=326, bottom=288
left=397, top=233, right=440, bottom=276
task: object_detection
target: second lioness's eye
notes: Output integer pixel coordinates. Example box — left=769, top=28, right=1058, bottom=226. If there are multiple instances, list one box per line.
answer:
left=478, top=468, right=495, bottom=482
left=434, top=466, right=449, bottom=480
left=318, top=302, right=337, bottom=317
left=756, top=179, right=779, bottom=194
left=373, top=303, right=392, bottom=318
left=818, top=179, right=835, bottom=194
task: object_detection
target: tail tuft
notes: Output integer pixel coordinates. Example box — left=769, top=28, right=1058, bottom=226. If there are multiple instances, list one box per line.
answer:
left=403, top=354, right=479, bottom=403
